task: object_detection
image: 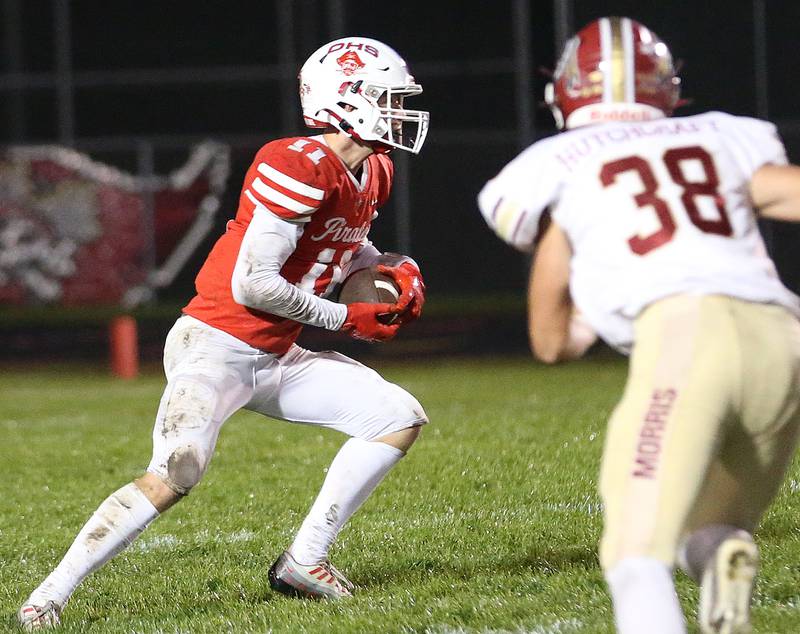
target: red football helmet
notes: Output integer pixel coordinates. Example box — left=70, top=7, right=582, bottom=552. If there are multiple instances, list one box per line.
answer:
left=545, top=17, right=681, bottom=129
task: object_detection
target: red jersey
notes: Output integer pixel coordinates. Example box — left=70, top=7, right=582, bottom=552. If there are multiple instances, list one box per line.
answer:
left=184, top=136, right=393, bottom=354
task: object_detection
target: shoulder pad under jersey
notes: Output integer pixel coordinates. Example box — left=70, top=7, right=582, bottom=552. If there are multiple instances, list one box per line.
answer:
left=478, top=137, right=565, bottom=252
left=706, top=111, right=788, bottom=174
left=243, top=137, right=337, bottom=222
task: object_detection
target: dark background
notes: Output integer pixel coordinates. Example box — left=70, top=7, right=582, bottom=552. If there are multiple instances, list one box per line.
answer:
left=2, top=0, right=799, bottom=305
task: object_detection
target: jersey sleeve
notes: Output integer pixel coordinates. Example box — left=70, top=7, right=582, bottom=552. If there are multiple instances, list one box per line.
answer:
left=477, top=140, right=564, bottom=253
left=231, top=206, right=347, bottom=330
left=242, top=140, right=331, bottom=223
left=714, top=112, right=788, bottom=176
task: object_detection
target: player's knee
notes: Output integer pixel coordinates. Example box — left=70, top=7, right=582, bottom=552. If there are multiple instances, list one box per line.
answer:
left=403, top=424, right=422, bottom=445
left=134, top=472, right=181, bottom=512
left=369, top=385, right=428, bottom=437
left=397, top=390, right=428, bottom=427
left=163, top=443, right=208, bottom=495
left=374, top=424, right=422, bottom=453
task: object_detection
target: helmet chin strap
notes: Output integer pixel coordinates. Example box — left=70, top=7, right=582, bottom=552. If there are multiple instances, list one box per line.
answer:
left=544, top=82, right=565, bottom=129
left=337, top=124, right=392, bottom=154
left=320, top=109, right=367, bottom=142
left=315, top=101, right=425, bottom=154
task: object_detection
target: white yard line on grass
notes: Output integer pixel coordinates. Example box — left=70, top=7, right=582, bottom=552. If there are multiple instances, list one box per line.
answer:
left=425, top=619, right=586, bottom=634
left=132, top=528, right=257, bottom=552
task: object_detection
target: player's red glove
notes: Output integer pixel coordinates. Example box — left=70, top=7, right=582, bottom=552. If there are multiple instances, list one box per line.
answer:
left=376, top=262, right=426, bottom=325
left=341, top=302, right=402, bottom=342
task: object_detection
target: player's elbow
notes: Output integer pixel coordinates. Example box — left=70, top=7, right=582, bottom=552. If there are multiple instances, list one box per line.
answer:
left=231, top=274, right=263, bottom=309
left=231, top=269, right=288, bottom=313
left=231, top=278, right=252, bottom=307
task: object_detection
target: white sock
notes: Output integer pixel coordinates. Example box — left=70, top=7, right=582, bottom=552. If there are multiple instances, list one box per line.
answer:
left=27, top=483, right=159, bottom=607
left=606, top=557, right=687, bottom=634
left=289, top=438, right=404, bottom=564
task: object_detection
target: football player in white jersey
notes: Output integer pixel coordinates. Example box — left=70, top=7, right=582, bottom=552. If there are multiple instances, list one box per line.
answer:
left=479, top=16, right=800, bottom=634
left=19, top=37, right=429, bottom=630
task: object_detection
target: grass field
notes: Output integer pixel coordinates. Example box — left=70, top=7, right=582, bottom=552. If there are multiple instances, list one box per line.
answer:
left=3, top=355, right=800, bottom=633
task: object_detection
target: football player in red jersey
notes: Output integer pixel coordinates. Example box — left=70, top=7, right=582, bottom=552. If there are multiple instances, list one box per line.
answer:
left=480, top=16, right=800, bottom=634
left=19, top=36, right=429, bottom=629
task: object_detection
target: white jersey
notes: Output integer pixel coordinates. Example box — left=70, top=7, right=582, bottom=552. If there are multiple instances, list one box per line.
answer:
left=478, top=111, right=800, bottom=352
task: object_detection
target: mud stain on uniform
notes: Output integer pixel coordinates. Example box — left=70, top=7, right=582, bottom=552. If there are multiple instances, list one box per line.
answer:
left=166, top=445, right=203, bottom=493
left=159, top=379, right=215, bottom=439
left=86, top=526, right=111, bottom=543
left=325, top=504, right=340, bottom=526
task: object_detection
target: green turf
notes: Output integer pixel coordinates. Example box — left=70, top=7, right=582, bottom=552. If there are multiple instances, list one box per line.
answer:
left=2, top=356, right=800, bottom=633
left=0, top=292, right=525, bottom=327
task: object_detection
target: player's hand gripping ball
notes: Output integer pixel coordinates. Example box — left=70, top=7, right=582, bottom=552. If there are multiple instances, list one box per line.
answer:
left=376, top=261, right=425, bottom=325
left=338, top=267, right=402, bottom=323
left=339, top=267, right=405, bottom=342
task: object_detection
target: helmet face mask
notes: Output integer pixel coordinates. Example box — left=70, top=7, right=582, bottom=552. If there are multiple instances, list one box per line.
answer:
left=299, top=37, right=430, bottom=154
left=546, top=17, right=681, bottom=130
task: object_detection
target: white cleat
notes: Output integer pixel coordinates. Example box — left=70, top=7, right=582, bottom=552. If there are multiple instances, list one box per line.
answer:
left=699, top=537, right=759, bottom=634
left=17, top=601, right=61, bottom=631
left=268, top=551, right=354, bottom=600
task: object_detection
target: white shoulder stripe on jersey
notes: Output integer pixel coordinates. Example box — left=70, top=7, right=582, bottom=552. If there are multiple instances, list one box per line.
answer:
left=245, top=189, right=312, bottom=223
left=257, top=162, right=325, bottom=200
left=249, top=180, right=317, bottom=214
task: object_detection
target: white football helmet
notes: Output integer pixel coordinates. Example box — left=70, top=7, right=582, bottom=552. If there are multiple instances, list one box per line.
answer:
left=298, top=37, right=429, bottom=154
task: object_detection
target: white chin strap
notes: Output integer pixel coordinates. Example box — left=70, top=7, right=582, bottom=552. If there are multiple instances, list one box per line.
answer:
left=544, top=82, right=565, bottom=130
left=564, top=103, right=667, bottom=129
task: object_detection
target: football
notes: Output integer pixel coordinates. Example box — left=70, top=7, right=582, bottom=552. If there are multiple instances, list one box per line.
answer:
left=338, top=267, right=401, bottom=324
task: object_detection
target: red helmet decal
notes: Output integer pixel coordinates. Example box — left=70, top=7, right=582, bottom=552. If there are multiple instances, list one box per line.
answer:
left=336, top=51, right=365, bottom=76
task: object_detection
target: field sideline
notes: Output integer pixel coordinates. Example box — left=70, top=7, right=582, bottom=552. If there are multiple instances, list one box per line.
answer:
left=3, top=356, right=800, bottom=633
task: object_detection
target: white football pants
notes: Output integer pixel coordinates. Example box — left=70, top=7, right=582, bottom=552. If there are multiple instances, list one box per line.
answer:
left=146, top=315, right=427, bottom=494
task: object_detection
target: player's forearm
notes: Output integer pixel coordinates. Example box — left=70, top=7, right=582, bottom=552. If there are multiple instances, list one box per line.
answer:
left=233, top=266, right=347, bottom=330
left=528, top=221, right=577, bottom=363
left=231, top=207, right=347, bottom=330
left=531, top=304, right=597, bottom=363
left=343, top=242, right=419, bottom=277
left=528, top=279, right=573, bottom=363
left=344, top=240, right=381, bottom=275
left=751, top=164, right=800, bottom=222
left=529, top=310, right=570, bottom=363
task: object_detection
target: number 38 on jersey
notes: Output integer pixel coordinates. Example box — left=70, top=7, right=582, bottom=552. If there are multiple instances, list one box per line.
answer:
left=600, top=145, right=732, bottom=256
